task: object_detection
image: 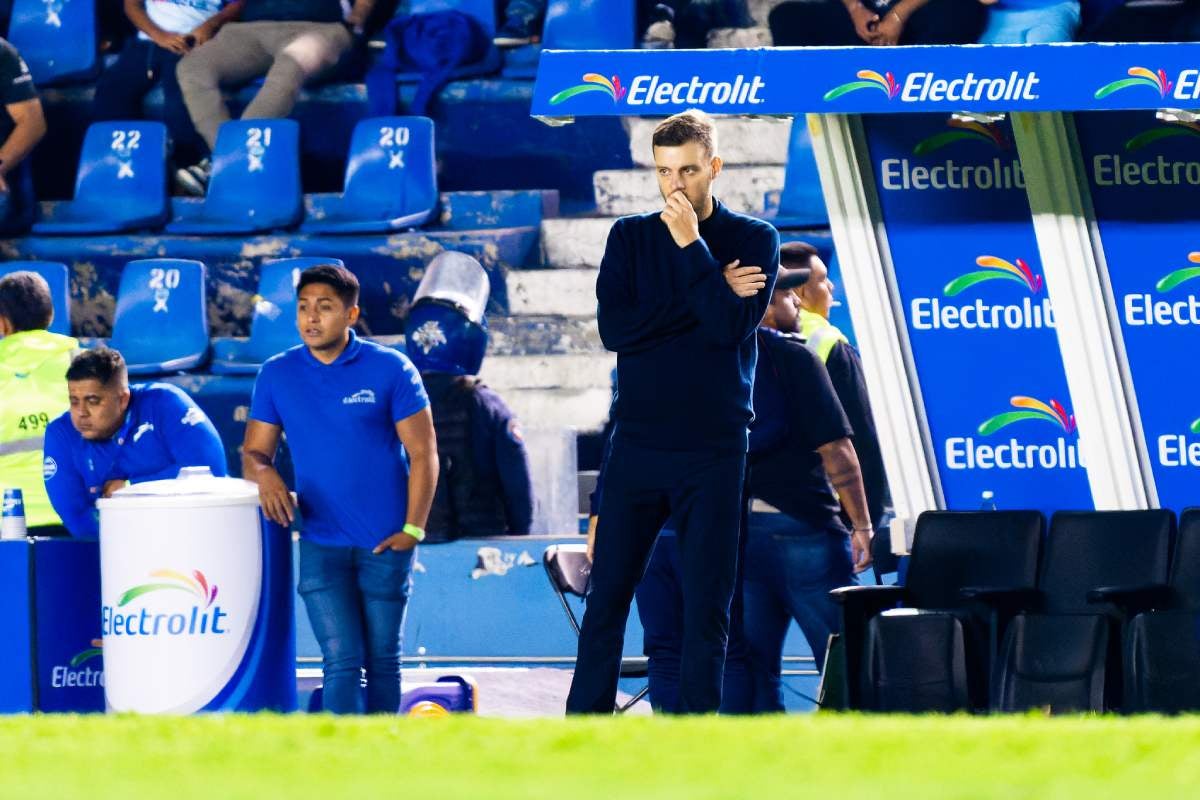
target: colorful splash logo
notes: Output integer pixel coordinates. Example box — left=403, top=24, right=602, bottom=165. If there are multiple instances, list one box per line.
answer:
left=978, top=397, right=1076, bottom=436
left=1156, top=252, right=1200, bottom=293
left=944, top=256, right=1043, bottom=297
left=1192, top=417, right=1200, bottom=435
left=70, top=644, right=102, bottom=667
left=1095, top=67, right=1174, bottom=99
left=549, top=74, right=626, bottom=105
left=913, top=118, right=1010, bottom=155
left=118, top=569, right=218, bottom=609
left=824, top=70, right=900, bottom=102
left=1124, top=119, right=1200, bottom=151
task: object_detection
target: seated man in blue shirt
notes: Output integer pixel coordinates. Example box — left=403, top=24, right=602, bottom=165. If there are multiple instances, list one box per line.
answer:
left=43, top=347, right=228, bottom=538
left=242, top=264, right=438, bottom=715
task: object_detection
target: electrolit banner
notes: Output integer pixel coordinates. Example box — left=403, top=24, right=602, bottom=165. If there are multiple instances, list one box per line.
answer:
left=1075, top=110, right=1200, bottom=509
left=864, top=114, right=1093, bottom=514
left=532, top=42, right=1200, bottom=118
left=32, top=540, right=105, bottom=712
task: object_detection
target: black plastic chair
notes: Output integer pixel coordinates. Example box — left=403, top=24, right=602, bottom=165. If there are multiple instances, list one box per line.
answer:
left=542, top=544, right=649, bottom=713
left=1124, top=508, right=1200, bottom=713
left=833, top=510, right=1044, bottom=712
left=991, top=509, right=1175, bottom=714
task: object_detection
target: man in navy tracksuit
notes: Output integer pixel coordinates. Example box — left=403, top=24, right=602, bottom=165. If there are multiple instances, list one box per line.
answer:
left=43, top=347, right=227, bottom=538
left=566, top=110, right=780, bottom=714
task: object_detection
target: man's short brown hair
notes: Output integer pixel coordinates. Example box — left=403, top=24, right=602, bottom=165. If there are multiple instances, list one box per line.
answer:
left=651, top=110, right=718, bottom=159
left=0, top=271, right=54, bottom=332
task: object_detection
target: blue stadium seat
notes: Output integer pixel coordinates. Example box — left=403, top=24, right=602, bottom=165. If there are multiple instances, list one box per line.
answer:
left=210, top=257, right=345, bottom=374
left=167, top=120, right=302, bottom=235
left=542, top=0, right=636, bottom=49
left=7, top=0, right=99, bottom=85
left=301, top=118, right=437, bottom=234
left=33, top=122, right=169, bottom=234
left=111, top=259, right=209, bottom=375
left=0, top=261, right=70, bottom=335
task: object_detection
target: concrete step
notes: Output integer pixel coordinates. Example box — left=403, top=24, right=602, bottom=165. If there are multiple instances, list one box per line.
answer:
left=539, top=217, right=614, bottom=269
left=486, top=315, right=603, bottom=356
left=480, top=353, right=614, bottom=393
left=625, top=115, right=792, bottom=168
left=593, top=166, right=786, bottom=217
left=501, top=387, right=613, bottom=433
left=506, top=268, right=597, bottom=317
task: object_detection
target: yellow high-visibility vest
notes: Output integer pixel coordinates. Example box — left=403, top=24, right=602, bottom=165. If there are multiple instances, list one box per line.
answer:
left=0, top=329, right=78, bottom=527
left=799, top=309, right=849, bottom=364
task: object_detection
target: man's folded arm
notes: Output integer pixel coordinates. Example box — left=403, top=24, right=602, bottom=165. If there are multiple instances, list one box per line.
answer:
left=675, top=227, right=780, bottom=345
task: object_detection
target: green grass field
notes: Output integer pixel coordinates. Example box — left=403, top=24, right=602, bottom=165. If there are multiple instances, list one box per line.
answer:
left=4, top=714, right=1200, bottom=799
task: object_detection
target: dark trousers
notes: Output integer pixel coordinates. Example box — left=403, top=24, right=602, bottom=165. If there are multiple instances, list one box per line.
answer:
left=92, top=39, right=207, bottom=166
left=769, top=0, right=986, bottom=46
left=566, top=437, right=746, bottom=714
left=636, top=531, right=754, bottom=714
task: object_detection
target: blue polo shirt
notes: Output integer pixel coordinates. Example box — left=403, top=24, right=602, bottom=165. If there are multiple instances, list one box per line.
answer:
left=249, top=331, right=430, bottom=549
left=43, top=383, right=228, bottom=538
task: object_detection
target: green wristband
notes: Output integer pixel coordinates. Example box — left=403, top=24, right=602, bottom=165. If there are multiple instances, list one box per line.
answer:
left=402, top=523, right=426, bottom=542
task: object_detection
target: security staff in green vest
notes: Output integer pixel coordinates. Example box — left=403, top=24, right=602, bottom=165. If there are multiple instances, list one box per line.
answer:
left=781, top=240, right=895, bottom=573
left=0, top=271, right=77, bottom=535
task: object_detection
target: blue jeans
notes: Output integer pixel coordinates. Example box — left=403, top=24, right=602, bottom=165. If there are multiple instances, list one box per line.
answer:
left=298, top=539, right=414, bottom=714
left=980, top=1, right=1080, bottom=44
left=742, top=512, right=855, bottom=712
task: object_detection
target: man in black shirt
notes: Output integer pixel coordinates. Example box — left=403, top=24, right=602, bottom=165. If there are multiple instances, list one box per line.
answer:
left=0, top=37, right=44, bottom=234
left=739, top=266, right=874, bottom=712
left=783, top=241, right=895, bottom=573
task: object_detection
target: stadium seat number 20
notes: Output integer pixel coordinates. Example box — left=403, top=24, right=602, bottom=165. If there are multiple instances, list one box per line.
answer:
left=379, top=127, right=409, bottom=169
left=148, top=268, right=181, bottom=290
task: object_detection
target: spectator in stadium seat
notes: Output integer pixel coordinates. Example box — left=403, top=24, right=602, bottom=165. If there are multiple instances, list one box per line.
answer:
left=728, top=264, right=873, bottom=712
left=42, top=347, right=227, bottom=538
left=93, top=0, right=244, bottom=194
left=567, top=110, right=779, bottom=715
left=638, top=0, right=753, bottom=49
left=769, top=0, right=986, bottom=46
left=978, top=0, right=1080, bottom=43
left=175, top=0, right=374, bottom=195
left=0, top=37, right=44, bottom=235
left=0, top=272, right=77, bottom=538
left=242, top=264, right=437, bottom=715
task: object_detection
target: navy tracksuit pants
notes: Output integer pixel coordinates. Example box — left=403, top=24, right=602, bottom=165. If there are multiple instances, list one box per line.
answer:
left=566, top=437, right=746, bottom=714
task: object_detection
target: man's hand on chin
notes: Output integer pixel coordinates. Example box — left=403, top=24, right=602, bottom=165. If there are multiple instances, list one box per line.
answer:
left=661, top=190, right=701, bottom=249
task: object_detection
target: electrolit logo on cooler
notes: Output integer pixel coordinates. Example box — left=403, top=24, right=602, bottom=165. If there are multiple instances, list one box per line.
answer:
left=102, top=569, right=229, bottom=638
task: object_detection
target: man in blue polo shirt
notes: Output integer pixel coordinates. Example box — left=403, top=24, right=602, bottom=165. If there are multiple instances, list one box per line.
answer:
left=242, top=263, right=438, bottom=715
left=43, top=347, right=228, bottom=538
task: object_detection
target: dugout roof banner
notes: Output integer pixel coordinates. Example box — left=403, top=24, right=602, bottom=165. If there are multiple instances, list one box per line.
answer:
left=532, top=42, right=1200, bottom=118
